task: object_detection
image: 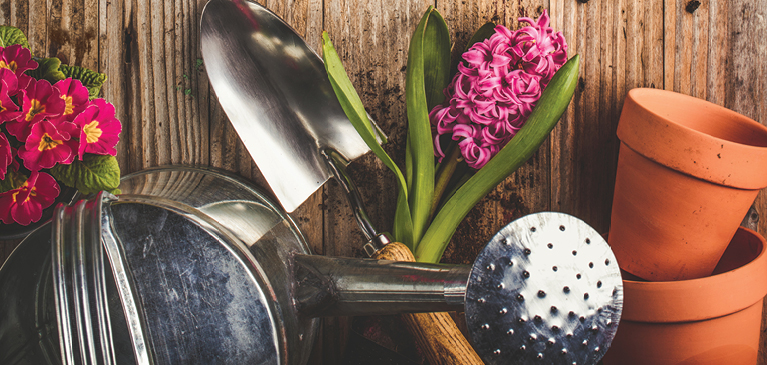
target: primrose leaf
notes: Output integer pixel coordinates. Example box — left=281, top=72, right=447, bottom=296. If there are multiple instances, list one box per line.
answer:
left=27, top=57, right=65, bottom=84
left=0, top=26, right=31, bottom=49
left=0, top=169, right=27, bottom=193
left=60, top=64, right=107, bottom=99
left=50, top=154, right=121, bottom=195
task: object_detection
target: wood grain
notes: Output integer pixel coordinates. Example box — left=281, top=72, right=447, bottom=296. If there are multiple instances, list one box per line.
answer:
left=2, top=0, right=767, bottom=363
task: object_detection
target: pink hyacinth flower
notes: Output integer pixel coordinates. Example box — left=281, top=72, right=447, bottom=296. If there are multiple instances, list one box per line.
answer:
left=54, top=78, right=90, bottom=122
left=5, top=78, right=66, bottom=141
left=515, top=10, right=568, bottom=84
left=429, top=10, right=567, bottom=169
left=0, top=44, right=38, bottom=77
left=18, top=118, right=78, bottom=171
left=0, top=132, right=11, bottom=179
left=73, top=99, right=122, bottom=159
left=0, top=68, right=20, bottom=122
left=0, top=171, right=59, bottom=225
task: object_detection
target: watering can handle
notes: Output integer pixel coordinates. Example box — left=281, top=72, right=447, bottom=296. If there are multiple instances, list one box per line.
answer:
left=372, top=242, right=484, bottom=365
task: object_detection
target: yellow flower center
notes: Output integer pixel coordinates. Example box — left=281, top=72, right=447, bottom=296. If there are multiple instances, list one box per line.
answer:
left=83, top=121, right=102, bottom=143
left=0, top=60, right=18, bottom=72
left=62, top=95, right=74, bottom=115
left=0, top=100, right=6, bottom=113
left=25, top=99, right=46, bottom=121
left=10, top=182, right=34, bottom=203
left=37, top=133, right=63, bottom=152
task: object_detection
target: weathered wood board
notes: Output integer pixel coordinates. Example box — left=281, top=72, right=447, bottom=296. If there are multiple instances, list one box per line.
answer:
left=1, top=0, right=766, bottom=363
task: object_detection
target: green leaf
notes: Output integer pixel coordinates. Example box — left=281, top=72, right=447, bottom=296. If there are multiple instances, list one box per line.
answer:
left=422, top=9, right=451, bottom=110
left=0, top=169, right=27, bottom=193
left=405, top=7, right=439, bottom=246
left=415, top=55, right=581, bottom=263
left=27, top=57, right=65, bottom=84
left=321, top=31, right=415, bottom=248
left=465, top=22, right=496, bottom=52
left=60, top=64, right=107, bottom=99
left=50, top=154, right=121, bottom=195
left=0, top=26, right=30, bottom=49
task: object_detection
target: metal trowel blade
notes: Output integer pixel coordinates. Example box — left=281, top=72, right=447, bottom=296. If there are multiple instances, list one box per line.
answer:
left=201, top=0, right=373, bottom=212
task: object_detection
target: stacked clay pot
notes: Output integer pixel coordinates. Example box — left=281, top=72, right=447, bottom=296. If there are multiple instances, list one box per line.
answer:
left=604, top=88, right=767, bottom=364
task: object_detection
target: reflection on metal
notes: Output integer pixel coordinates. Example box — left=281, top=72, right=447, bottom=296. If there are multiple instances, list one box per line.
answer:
left=200, top=0, right=372, bottom=212
left=465, top=213, right=623, bottom=365
left=0, top=167, right=624, bottom=365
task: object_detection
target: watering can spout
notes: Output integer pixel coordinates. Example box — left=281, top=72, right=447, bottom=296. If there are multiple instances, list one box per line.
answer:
left=292, top=254, right=469, bottom=317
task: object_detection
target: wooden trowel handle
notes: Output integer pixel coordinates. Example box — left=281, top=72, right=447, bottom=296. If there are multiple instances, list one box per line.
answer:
left=372, top=242, right=484, bottom=365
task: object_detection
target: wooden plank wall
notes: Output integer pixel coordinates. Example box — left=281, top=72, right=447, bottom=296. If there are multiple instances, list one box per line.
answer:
left=1, top=0, right=766, bottom=363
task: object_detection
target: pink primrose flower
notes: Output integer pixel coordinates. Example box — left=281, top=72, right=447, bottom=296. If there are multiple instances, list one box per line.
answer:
left=54, top=79, right=90, bottom=122
left=73, top=99, right=122, bottom=159
left=0, top=132, right=11, bottom=179
left=0, top=68, right=20, bottom=122
left=0, top=171, right=59, bottom=225
left=18, top=118, right=78, bottom=171
left=0, top=44, right=38, bottom=77
left=429, top=10, right=567, bottom=169
left=5, top=78, right=66, bottom=141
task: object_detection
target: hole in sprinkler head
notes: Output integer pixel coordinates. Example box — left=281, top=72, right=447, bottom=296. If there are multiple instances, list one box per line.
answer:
left=529, top=334, right=537, bottom=342
left=585, top=238, right=591, bottom=244
left=550, top=306, right=558, bottom=313
left=493, top=349, right=501, bottom=355
left=531, top=227, right=537, bottom=232
left=597, top=281, right=602, bottom=288
left=518, top=317, right=527, bottom=324
left=589, top=262, right=594, bottom=268
left=537, top=353, right=544, bottom=359
left=524, top=248, right=532, bottom=255
left=547, top=243, right=553, bottom=249
left=552, top=266, right=558, bottom=272
left=563, top=286, right=570, bottom=293
left=538, top=290, right=546, bottom=298
left=534, top=315, right=543, bottom=323
left=576, top=273, right=582, bottom=279
left=552, top=325, right=560, bottom=332
left=520, top=345, right=527, bottom=351
left=523, top=271, right=530, bottom=279
left=579, top=316, right=586, bottom=322
left=560, top=225, right=566, bottom=231
left=605, top=258, right=610, bottom=265
left=584, top=293, right=590, bottom=300
left=517, top=294, right=525, bottom=301
left=572, top=250, right=578, bottom=256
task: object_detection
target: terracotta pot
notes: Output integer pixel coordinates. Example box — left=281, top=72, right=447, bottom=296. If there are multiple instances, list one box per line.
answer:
left=609, top=88, right=767, bottom=281
left=603, top=227, right=767, bottom=365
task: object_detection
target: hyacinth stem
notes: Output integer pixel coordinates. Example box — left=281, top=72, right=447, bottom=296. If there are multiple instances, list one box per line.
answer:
left=429, top=142, right=462, bottom=221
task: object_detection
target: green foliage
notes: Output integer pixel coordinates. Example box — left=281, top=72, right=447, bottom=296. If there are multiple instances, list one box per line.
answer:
left=415, top=55, right=581, bottom=263
left=0, top=169, right=27, bottom=193
left=50, top=154, right=121, bottom=195
left=402, top=7, right=449, bottom=246
left=321, top=31, right=415, bottom=248
left=0, top=26, right=31, bottom=49
left=60, top=64, right=107, bottom=99
left=27, top=57, right=65, bottom=84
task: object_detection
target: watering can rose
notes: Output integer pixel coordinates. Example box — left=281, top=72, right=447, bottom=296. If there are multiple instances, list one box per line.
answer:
left=430, top=10, right=567, bottom=169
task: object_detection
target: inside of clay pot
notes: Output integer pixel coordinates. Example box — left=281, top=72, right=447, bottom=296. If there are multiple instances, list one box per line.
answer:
left=631, top=89, right=767, bottom=148
left=618, top=228, right=763, bottom=283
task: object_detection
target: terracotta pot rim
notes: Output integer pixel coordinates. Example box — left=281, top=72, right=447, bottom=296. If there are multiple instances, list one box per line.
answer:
left=617, top=88, right=767, bottom=189
left=620, top=227, right=767, bottom=323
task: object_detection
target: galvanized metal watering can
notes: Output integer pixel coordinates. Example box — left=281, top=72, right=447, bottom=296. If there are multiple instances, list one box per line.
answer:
left=0, top=167, right=623, bottom=364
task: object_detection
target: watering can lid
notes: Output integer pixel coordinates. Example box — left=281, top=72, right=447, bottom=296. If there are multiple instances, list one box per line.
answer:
left=52, top=192, right=285, bottom=364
